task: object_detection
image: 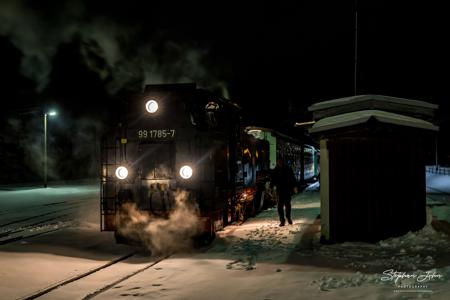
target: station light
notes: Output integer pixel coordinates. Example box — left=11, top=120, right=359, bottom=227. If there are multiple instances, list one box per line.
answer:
left=43, top=110, right=58, bottom=188
left=179, top=165, right=193, bottom=179
left=145, top=100, right=159, bottom=113
left=115, top=166, right=129, bottom=180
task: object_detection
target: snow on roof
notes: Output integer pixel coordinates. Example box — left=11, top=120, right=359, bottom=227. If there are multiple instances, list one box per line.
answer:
left=309, top=109, right=439, bottom=133
left=308, top=94, right=438, bottom=112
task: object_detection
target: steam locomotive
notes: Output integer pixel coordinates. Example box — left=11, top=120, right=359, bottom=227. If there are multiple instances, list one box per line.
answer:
left=100, top=83, right=319, bottom=243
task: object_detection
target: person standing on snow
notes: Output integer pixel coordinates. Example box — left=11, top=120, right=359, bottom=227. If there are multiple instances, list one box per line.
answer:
left=271, top=157, right=296, bottom=226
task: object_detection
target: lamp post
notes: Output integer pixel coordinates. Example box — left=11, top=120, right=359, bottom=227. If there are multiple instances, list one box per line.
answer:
left=44, top=111, right=57, bottom=188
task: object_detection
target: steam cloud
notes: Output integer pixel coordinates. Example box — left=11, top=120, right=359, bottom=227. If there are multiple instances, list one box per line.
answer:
left=117, top=189, right=202, bottom=255
left=0, top=0, right=229, bottom=95
left=4, top=115, right=103, bottom=182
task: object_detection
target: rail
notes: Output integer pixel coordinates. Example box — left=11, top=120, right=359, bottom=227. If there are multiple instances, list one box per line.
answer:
left=426, top=165, right=450, bottom=176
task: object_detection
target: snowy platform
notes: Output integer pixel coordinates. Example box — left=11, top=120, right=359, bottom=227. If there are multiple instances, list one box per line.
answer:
left=1, top=186, right=450, bottom=299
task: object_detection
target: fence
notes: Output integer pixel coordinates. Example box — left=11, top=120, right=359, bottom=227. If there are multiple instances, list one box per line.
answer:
left=426, top=165, right=450, bottom=175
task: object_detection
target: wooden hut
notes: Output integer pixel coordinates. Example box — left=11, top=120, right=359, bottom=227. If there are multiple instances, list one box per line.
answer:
left=309, top=95, right=439, bottom=243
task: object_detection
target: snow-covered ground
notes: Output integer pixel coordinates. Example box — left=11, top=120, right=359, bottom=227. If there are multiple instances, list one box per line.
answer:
left=0, top=184, right=100, bottom=245
left=427, top=172, right=450, bottom=194
left=0, top=184, right=138, bottom=299
left=1, top=178, right=449, bottom=300
left=426, top=172, right=450, bottom=224
left=88, top=191, right=450, bottom=300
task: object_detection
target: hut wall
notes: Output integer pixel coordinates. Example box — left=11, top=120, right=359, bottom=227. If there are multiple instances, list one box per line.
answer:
left=321, top=127, right=427, bottom=243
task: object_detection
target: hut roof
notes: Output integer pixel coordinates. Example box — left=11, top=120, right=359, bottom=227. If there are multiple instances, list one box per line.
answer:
left=308, top=95, right=438, bottom=122
left=309, top=109, right=439, bottom=134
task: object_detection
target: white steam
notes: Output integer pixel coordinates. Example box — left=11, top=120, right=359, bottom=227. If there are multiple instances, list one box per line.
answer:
left=6, top=116, right=58, bottom=180
left=118, top=189, right=202, bottom=255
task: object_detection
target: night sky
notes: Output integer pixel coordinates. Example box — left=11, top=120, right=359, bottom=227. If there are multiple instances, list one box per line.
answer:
left=1, top=0, right=449, bottom=182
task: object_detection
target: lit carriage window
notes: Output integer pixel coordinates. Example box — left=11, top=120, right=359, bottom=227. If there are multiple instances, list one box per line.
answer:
left=145, top=100, right=159, bottom=113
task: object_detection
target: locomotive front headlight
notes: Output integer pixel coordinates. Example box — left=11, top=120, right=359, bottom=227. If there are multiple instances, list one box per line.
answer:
left=145, top=100, right=159, bottom=113
left=115, top=166, right=129, bottom=180
left=179, top=165, right=193, bottom=179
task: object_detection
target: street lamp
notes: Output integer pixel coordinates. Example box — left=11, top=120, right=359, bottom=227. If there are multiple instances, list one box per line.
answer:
left=44, top=111, right=57, bottom=188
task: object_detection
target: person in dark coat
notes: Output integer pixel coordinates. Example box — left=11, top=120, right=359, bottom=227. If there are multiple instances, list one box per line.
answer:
left=271, top=158, right=296, bottom=226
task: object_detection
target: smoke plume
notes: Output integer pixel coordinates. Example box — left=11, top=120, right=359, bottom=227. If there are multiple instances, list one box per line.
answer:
left=117, top=189, right=202, bottom=255
left=3, top=115, right=103, bottom=182
left=0, top=0, right=229, bottom=96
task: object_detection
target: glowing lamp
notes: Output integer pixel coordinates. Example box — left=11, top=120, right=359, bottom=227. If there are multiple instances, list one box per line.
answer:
left=115, top=166, right=129, bottom=180
left=145, top=100, right=159, bottom=113
left=179, top=165, right=193, bottom=179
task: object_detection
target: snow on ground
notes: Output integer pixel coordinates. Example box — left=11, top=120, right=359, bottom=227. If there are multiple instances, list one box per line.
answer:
left=93, top=191, right=450, bottom=300
left=0, top=184, right=139, bottom=300
left=213, top=194, right=320, bottom=270
left=426, top=172, right=450, bottom=224
left=426, top=172, right=450, bottom=194
left=0, top=183, right=101, bottom=244
left=0, top=183, right=98, bottom=207
left=1, top=181, right=450, bottom=300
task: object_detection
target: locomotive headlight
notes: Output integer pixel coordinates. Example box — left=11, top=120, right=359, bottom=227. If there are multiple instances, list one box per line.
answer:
left=115, top=166, right=129, bottom=180
left=145, top=100, right=159, bottom=113
left=179, top=165, right=193, bottom=179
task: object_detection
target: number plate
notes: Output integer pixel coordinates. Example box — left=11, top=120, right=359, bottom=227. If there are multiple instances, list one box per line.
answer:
left=137, top=129, right=176, bottom=140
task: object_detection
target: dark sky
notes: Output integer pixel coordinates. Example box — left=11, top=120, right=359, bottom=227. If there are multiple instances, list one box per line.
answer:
left=0, top=0, right=449, bottom=170
left=0, top=0, right=450, bottom=182
left=1, top=1, right=448, bottom=111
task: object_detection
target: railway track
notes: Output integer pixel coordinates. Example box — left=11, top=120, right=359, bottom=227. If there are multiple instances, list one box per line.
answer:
left=0, top=226, right=70, bottom=246
left=81, top=255, right=169, bottom=300
left=427, top=186, right=450, bottom=196
left=19, top=252, right=170, bottom=300
left=427, top=186, right=450, bottom=207
left=0, top=193, right=173, bottom=299
left=0, top=198, right=88, bottom=219
left=0, top=200, right=86, bottom=245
